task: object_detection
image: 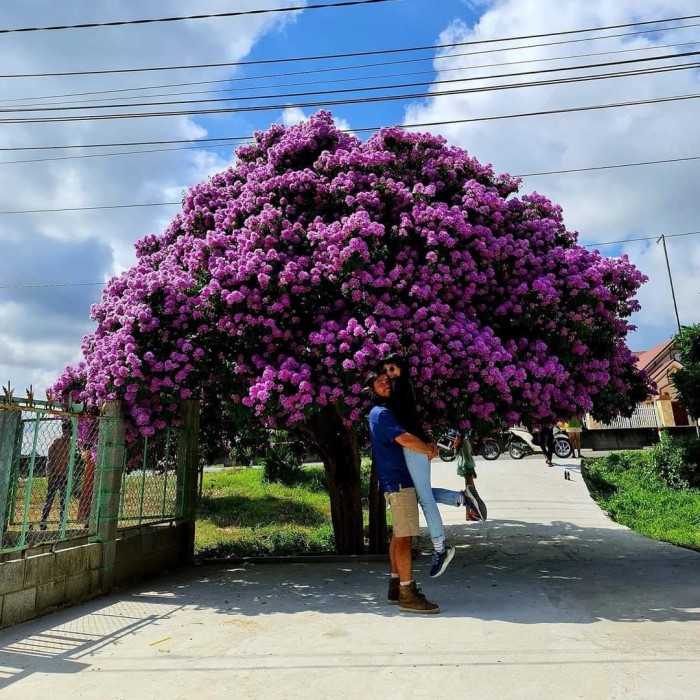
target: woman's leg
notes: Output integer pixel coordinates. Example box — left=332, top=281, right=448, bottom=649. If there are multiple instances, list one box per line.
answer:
left=402, top=448, right=446, bottom=550
left=541, top=428, right=554, bottom=464
left=570, top=432, right=582, bottom=457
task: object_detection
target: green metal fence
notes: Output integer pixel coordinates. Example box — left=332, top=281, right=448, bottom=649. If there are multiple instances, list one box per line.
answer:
left=118, top=428, right=185, bottom=528
left=1, top=397, right=190, bottom=554
left=0, top=401, right=113, bottom=552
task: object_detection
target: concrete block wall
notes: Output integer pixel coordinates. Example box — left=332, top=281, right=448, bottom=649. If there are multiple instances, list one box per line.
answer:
left=583, top=426, right=698, bottom=451
left=113, top=524, right=187, bottom=586
left=0, top=543, right=103, bottom=628
left=0, top=523, right=188, bottom=628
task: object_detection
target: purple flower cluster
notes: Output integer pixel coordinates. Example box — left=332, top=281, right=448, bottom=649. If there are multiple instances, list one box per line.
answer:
left=52, top=111, right=651, bottom=440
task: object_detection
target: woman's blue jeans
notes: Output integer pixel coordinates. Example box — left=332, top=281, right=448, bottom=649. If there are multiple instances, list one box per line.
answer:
left=402, top=448, right=463, bottom=549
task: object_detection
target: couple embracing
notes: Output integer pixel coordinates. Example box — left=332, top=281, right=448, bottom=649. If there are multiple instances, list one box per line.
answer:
left=366, top=355, right=487, bottom=615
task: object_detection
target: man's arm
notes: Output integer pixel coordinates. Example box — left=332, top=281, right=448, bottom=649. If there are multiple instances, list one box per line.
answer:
left=395, top=432, right=438, bottom=460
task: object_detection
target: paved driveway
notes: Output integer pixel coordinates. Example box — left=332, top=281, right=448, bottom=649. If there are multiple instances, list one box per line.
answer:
left=1, top=455, right=698, bottom=699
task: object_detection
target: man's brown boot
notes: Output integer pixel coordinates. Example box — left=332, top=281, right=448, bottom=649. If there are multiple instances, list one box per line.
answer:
left=398, top=581, right=440, bottom=614
left=387, top=578, right=399, bottom=605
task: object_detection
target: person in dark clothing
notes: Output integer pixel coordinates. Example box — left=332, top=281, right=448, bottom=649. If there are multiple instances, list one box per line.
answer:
left=539, top=426, right=555, bottom=466
left=40, top=420, right=72, bottom=530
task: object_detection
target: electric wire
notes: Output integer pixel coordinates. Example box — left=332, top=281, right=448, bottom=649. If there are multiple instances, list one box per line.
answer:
left=1, top=62, right=700, bottom=125
left=1, top=13, right=698, bottom=78
left=2, top=231, right=698, bottom=291
left=3, top=148, right=700, bottom=210
left=2, top=48, right=697, bottom=114
left=0, top=1, right=399, bottom=35
left=4, top=33, right=698, bottom=109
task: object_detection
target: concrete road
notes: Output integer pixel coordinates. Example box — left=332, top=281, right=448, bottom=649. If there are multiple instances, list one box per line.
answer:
left=1, top=455, right=698, bottom=699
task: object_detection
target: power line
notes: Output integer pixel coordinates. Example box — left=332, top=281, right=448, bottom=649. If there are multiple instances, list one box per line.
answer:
left=1, top=13, right=698, bottom=78
left=10, top=39, right=696, bottom=110
left=583, top=230, right=700, bottom=247
left=5, top=29, right=699, bottom=108
left=0, top=0, right=398, bottom=35
left=513, top=155, right=700, bottom=178
left=4, top=136, right=700, bottom=173
left=0, top=135, right=249, bottom=153
left=2, top=232, right=698, bottom=291
left=2, top=63, right=700, bottom=125
left=4, top=48, right=697, bottom=115
left=0, top=202, right=180, bottom=214
left=0, top=282, right=105, bottom=289
left=0, top=26, right=697, bottom=154
left=3, top=146, right=700, bottom=209
left=0, top=143, right=244, bottom=166
left=4, top=126, right=700, bottom=174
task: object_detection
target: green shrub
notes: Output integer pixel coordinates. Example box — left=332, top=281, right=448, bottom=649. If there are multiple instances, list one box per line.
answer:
left=650, top=432, right=693, bottom=490
left=681, top=439, right=700, bottom=488
left=583, top=452, right=700, bottom=551
left=262, top=442, right=305, bottom=485
left=360, top=456, right=372, bottom=495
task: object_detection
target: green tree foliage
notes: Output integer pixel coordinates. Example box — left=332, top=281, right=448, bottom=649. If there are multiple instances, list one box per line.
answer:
left=672, top=324, right=700, bottom=418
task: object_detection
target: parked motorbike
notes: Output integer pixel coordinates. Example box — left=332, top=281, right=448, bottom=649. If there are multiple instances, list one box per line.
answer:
left=507, top=426, right=572, bottom=460
left=436, top=429, right=502, bottom=462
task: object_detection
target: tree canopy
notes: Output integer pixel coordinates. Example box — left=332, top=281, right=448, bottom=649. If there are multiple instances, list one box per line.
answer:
left=672, top=324, right=700, bottom=419
left=53, top=111, right=651, bottom=551
left=55, top=111, right=649, bottom=434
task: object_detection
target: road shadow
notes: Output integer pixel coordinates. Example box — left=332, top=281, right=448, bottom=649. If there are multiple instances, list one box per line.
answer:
left=0, top=594, right=184, bottom=691
left=2, top=516, right=699, bottom=691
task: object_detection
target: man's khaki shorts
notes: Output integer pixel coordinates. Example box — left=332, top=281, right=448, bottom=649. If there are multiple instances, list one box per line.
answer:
left=385, top=486, right=419, bottom=537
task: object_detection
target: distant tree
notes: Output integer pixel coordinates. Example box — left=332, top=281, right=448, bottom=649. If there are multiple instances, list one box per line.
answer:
left=53, top=111, right=651, bottom=553
left=672, top=324, right=700, bottom=418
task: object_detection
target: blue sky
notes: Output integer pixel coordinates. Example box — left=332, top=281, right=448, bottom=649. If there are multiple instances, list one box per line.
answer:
left=0, top=0, right=698, bottom=393
left=195, top=0, right=480, bottom=150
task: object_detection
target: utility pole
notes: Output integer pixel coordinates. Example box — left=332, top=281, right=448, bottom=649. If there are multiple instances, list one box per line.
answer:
left=656, top=234, right=682, bottom=332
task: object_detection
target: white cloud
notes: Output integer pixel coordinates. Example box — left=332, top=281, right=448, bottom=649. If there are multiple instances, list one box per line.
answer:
left=0, top=1, right=305, bottom=392
left=281, top=106, right=309, bottom=125
left=403, top=0, right=700, bottom=349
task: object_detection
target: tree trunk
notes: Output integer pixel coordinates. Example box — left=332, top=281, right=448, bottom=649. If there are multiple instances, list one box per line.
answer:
left=367, top=453, right=388, bottom=554
left=309, top=408, right=364, bottom=555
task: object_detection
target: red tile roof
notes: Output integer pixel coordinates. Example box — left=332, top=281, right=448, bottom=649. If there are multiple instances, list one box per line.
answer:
left=634, top=338, right=674, bottom=372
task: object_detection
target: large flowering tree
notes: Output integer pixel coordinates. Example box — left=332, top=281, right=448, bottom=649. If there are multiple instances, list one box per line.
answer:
left=54, top=111, right=650, bottom=553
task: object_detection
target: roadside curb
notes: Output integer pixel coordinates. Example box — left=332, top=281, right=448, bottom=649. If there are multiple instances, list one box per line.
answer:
left=197, top=553, right=388, bottom=566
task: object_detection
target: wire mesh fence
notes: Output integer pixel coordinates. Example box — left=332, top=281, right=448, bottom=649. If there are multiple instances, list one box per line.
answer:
left=119, top=427, right=185, bottom=529
left=2, top=397, right=192, bottom=554
left=0, top=405, right=109, bottom=552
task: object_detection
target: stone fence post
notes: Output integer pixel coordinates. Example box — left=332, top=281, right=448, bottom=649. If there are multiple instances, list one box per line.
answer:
left=95, top=400, right=126, bottom=591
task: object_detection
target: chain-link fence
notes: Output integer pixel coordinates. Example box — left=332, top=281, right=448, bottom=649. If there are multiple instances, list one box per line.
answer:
left=2, top=398, right=193, bottom=555
left=118, top=427, right=185, bottom=529
left=0, top=405, right=111, bottom=552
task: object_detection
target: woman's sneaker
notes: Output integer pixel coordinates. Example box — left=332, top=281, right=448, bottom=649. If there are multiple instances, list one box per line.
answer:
left=398, top=582, right=440, bottom=614
left=429, top=545, right=455, bottom=577
left=463, top=485, right=487, bottom=521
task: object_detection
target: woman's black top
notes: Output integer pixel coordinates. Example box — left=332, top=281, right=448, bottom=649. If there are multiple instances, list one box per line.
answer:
left=386, top=375, right=430, bottom=443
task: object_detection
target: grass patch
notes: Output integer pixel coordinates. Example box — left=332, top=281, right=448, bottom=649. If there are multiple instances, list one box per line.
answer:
left=195, top=466, right=337, bottom=558
left=583, top=452, right=700, bottom=551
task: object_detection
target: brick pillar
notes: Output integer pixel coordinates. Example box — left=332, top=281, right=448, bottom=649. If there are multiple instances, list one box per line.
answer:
left=177, top=400, right=200, bottom=565
left=654, top=399, right=675, bottom=428
left=95, top=400, right=126, bottom=591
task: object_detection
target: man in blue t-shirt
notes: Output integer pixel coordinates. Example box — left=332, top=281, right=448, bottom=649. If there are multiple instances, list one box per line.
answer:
left=366, top=370, right=440, bottom=614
